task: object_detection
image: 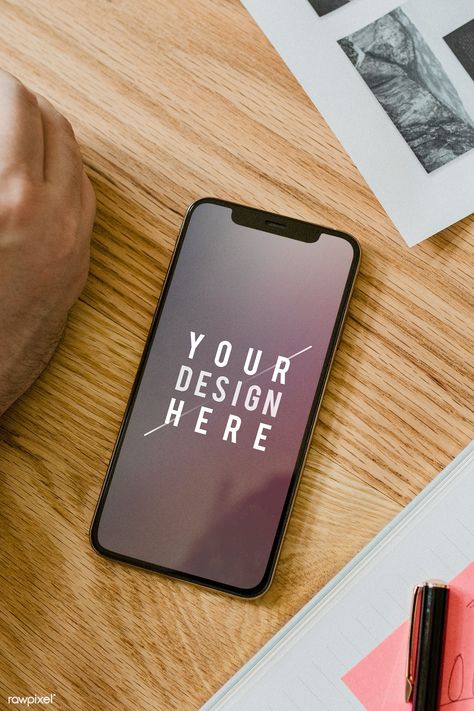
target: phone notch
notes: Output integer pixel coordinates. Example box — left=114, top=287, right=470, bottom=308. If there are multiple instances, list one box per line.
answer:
left=231, top=205, right=321, bottom=243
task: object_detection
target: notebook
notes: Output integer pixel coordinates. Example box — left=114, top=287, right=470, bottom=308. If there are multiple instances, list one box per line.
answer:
left=201, top=440, right=474, bottom=710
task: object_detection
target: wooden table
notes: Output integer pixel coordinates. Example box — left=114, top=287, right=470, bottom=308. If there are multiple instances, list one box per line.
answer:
left=0, top=1, right=472, bottom=709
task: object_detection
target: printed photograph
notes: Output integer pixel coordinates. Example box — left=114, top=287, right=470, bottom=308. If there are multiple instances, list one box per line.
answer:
left=338, top=8, right=474, bottom=173
left=444, top=19, right=474, bottom=82
left=308, top=0, right=353, bottom=18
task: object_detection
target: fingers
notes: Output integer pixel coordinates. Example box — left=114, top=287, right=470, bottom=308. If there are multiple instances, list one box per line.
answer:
left=67, top=170, right=95, bottom=299
left=36, top=93, right=96, bottom=264
left=0, top=70, right=44, bottom=182
left=36, top=94, right=83, bottom=203
left=0, top=71, right=96, bottom=257
left=36, top=94, right=96, bottom=238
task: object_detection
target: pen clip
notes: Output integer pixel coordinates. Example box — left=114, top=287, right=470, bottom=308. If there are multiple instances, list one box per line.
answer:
left=406, top=584, right=423, bottom=703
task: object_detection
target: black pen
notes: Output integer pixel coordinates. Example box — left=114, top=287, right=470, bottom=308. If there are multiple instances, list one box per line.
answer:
left=405, top=580, right=449, bottom=711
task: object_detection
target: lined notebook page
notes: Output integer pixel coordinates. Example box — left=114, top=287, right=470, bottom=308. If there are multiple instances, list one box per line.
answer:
left=202, top=442, right=474, bottom=711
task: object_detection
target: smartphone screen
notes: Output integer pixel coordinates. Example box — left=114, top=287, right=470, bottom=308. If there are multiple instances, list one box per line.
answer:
left=91, top=199, right=360, bottom=596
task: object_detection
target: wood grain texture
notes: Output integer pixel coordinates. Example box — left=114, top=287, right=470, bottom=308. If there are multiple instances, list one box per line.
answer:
left=0, top=0, right=472, bottom=709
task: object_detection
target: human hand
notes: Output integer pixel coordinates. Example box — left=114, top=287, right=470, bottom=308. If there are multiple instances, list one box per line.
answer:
left=0, top=70, right=95, bottom=416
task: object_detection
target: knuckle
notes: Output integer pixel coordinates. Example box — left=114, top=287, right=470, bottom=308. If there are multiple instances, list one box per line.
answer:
left=0, top=176, right=36, bottom=225
left=28, top=208, right=82, bottom=275
left=63, top=132, right=81, bottom=163
left=21, top=85, right=39, bottom=109
left=0, top=70, right=23, bottom=93
left=4, top=74, right=37, bottom=106
left=64, top=243, right=90, bottom=303
left=58, top=113, right=76, bottom=139
left=58, top=211, right=81, bottom=251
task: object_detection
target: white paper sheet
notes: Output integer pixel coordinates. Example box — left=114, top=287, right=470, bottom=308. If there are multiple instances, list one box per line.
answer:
left=241, top=0, right=474, bottom=245
left=201, top=442, right=474, bottom=710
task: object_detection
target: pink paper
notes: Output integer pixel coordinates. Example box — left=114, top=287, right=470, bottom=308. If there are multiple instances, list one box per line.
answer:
left=343, top=562, right=474, bottom=710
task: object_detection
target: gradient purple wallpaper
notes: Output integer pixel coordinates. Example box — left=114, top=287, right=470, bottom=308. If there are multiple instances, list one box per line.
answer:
left=94, top=202, right=356, bottom=591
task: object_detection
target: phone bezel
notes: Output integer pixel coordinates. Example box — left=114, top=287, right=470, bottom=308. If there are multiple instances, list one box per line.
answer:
left=90, top=197, right=361, bottom=598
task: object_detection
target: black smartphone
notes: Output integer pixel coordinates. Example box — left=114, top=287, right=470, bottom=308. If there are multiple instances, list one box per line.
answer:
left=90, top=198, right=360, bottom=597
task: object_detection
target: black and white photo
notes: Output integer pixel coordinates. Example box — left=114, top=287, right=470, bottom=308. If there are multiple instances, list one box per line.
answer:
left=242, top=0, right=474, bottom=244
left=444, top=19, right=474, bottom=82
left=307, top=0, right=353, bottom=18
left=338, top=8, right=474, bottom=173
